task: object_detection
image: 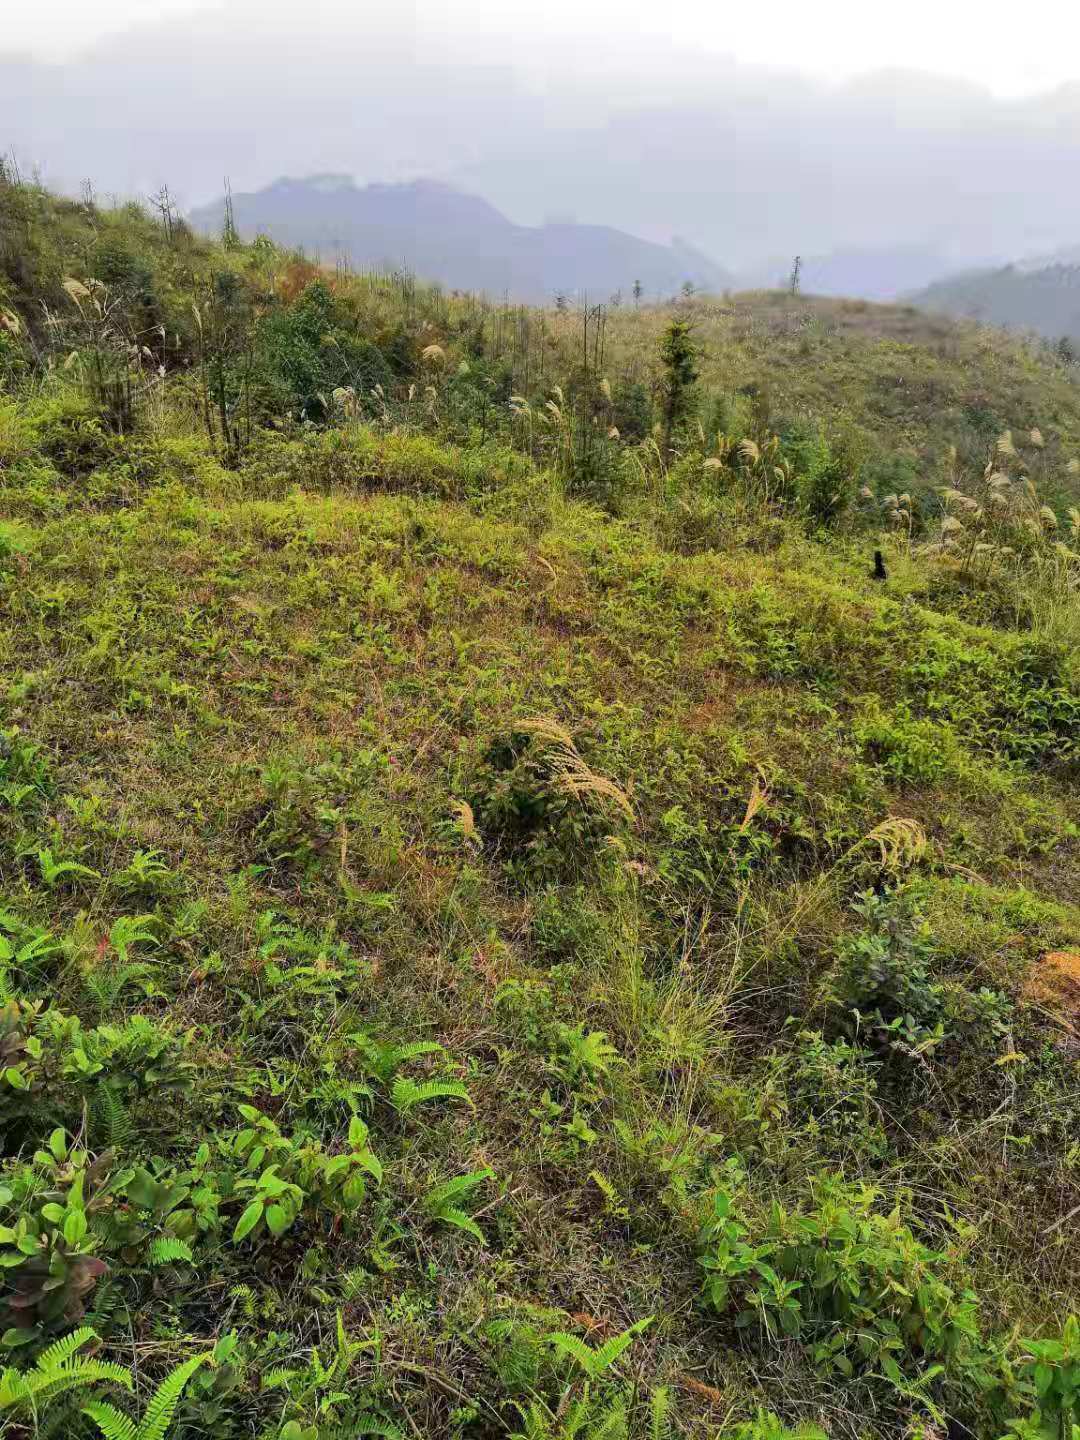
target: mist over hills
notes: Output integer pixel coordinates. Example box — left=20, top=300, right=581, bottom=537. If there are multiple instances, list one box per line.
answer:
left=189, top=176, right=731, bottom=303
left=910, top=261, right=1080, bottom=344
left=5, top=2, right=1080, bottom=295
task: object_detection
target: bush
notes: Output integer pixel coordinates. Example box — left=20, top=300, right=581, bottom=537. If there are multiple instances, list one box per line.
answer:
left=469, top=718, right=632, bottom=878
left=782, top=422, right=858, bottom=527
left=25, top=388, right=116, bottom=477
left=699, top=1173, right=982, bottom=1392
left=255, top=280, right=393, bottom=421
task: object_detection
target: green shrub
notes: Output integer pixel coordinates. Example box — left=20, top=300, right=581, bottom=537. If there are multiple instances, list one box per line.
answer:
left=26, top=388, right=116, bottom=477
left=699, top=1174, right=982, bottom=1392
left=470, top=718, right=633, bottom=878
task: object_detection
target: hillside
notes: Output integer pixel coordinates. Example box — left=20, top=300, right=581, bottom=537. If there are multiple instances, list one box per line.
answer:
left=739, top=248, right=966, bottom=303
left=912, top=262, right=1080, bottom=350
left=1, top=178, right=1080, bottom=1440
left=591, top=289, right=1080, bottom=510
left=189, top=176, right=731, bottom=304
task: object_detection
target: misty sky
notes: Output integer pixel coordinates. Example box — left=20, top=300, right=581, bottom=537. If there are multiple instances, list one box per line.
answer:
left=5, top=0, right=1080, bottom=276
left=7, top=0, right=1080, bottom=97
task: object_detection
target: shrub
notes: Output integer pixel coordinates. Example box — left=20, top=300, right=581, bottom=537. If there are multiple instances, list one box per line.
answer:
left=699, top=1174, right=982, bottom=1392
left=470, top=718, right=633, bottom=877
left=830, top=889, right=1011, bottom=1073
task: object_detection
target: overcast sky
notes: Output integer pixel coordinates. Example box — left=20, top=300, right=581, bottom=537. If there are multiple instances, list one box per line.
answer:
left=6, top=0, right=1080, bottom=98
left=5, top=0, right=1080, bottom=276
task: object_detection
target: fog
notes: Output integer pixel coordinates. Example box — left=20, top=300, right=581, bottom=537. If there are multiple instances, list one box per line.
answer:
left=4, top=0, right=1080, bottom=274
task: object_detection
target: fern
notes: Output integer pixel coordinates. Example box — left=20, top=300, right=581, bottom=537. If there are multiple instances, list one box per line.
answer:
left=228, top=1283, right=256, bottom=1319
left=423, top=1167, right=494, bottom=1243
left=391, top=1076, right=471, bottom=1113
left=85, top=1279, right=124, bottom=1335
left=590, top=1397, right=628, bottom=1440
left=549, top=1318, right=652, bottom=1380
left=353, top=1417, right=406, bottom=1438
left=649, top=1387, right=671, bottom=1440
left=510, top=1389, right=630, bottom=1440
left=384, top=1040, right=443, bottom=1070
left=1, top=1327, right=131, bottom=1421
left=93, top=1083, right=133, bottom=1150
left=148, top=1237, right=194, bottom=1266
left=350, top=1033, right=443, bottom=1082
left=436, top=1207, right=484, bottom=1241
left=83, top=1351, right=209, bottom=1440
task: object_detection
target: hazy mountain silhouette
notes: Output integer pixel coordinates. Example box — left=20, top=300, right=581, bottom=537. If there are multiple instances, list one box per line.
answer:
left=740, top=247, right=971, bottom=301
left=189, top=176, right=731, bottom=302
left=911, top=261, right=1080, bottom=342
left=6, top=5, right=1080, bottom=287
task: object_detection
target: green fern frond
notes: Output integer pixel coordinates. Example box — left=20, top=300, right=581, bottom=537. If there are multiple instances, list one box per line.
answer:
left=437, top=1206, right=485, bottom=1242
left=425, top=1168, right=493, bottom=1209
left=353, top=1415, right=406, bottom=1438
left=548, top=1332, right=598, bottom=1375
left=386, top=1040, right=443, bottom=1069
left=136, top=1352, right=209, bottom=1440
left=85, top=1352, right=209, bottom=1440
left=148, top=1237, right=194, bottom=1266
left=549, top=1318, right=652, bottom=1380
left=2, top=1328, right=132, bottom=1420
left=83, top=1399, right=140, bottom=1440
left=35, top=1327, right=100, bottom=1372
left=589, top=1397, right=628, bottom=1440
left=587, top=1319, right=652, bottom=1376
left=649, top=1386, right=671, bottom=1440
left=93, top=1083, right=133, bottom=1150
left=391, top=1076, right=471, bottom=1113
left=260, top=1366, right=299, bottom=1390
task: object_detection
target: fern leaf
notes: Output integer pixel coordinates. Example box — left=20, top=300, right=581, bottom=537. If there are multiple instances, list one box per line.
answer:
left=391, top=1077, right=471, bottom=1113
left=550, top=1318, right=652, bottom=1380
left=133, top=1352, right=209, bottom=1440
left=353, top=1415, right=406, bottom=1438
left=437, top=1207, right=485, bottom=1243
left=548, top=1332, right=600, bottom=1377
left=83, top=1400, right=140, bottom=1440
left=260, top=1367, right=300, bottom=1390
left=587, top=1318, right=652, bottom=1377
left=386, top=1040, right=443, bottom=1069
left=148, top=1238, right=194, bottom=1266
left=93, top=1084, right=133, bottom=1151
left=590, top=1396, right=628, bottom=1440
left=425, top=1168, right=494, bottom=1210
left=649, top=1386, right=671, bottom=1440
left=36, top=1326, right=99, bottom=1372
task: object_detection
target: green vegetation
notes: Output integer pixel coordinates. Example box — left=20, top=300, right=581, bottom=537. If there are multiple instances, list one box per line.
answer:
left=0, top=173, right=1079, bottom=1439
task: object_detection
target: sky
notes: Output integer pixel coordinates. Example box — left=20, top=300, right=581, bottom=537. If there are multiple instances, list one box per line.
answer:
left=5, top=0, right=1080, bottom=278
left=5, top=0, right=1080, bottom=99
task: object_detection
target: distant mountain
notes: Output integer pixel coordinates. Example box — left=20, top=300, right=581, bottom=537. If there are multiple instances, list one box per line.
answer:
left=189, top=176, right=731, bottom=303
left=910, top=261, right=1080, bottom=343
left=739, top=247, right=970, bottom=302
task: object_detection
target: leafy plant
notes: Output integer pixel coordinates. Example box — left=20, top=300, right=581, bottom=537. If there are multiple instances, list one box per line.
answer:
left=699, top=1176, right=981, bottom=1393
left=423, top=1168, right=495, bottom=1243
left=261, top=1311, right=401, bottom=1438
left=390, top=1076, right=471, bottom=1115
left=230, top=1110, right=382, bottom=1242
left=1005, top=1316, right=1080, bottom=1440
left=1, top=1137, right=114, bottom=1341
left=83, top=1350, right=210, bottom=1440
left=0, top=1326, right=130, bottom=1424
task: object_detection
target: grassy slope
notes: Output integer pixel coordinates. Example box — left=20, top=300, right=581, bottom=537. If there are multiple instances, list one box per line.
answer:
left=0, top=188, right=1079, bottom=1440
left=601, top=291, right=1080, bottom=506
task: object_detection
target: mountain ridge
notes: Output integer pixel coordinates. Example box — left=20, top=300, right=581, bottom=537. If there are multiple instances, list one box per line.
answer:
left=190, top=175, right=732, bottom=302
left=910, top=258, right=1080, bottom=344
